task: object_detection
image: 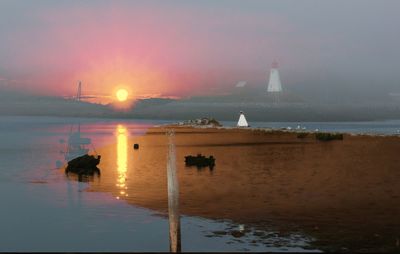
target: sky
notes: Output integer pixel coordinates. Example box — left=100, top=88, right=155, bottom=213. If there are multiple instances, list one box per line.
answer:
left=0, top=0, right=399, bottom=102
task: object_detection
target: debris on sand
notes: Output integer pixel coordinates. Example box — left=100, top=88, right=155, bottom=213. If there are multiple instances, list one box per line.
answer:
left=185, top=154, right=215, bottom=169
left=177, top=117, right=222, bottom=127
left=65, top=154, right=101, bottom=176
left=231, top=230, right=245, bottom=238
left=315, top=132, right=344, bottom=141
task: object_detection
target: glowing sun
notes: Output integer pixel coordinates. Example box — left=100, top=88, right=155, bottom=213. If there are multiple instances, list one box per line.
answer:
left=116, top=89, right=128, bottom=102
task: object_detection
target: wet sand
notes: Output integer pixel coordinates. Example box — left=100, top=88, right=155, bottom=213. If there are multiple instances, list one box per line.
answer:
left=87, top=127, right=400, bottom=252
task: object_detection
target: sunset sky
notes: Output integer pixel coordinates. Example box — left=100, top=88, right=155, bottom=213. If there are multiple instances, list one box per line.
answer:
left=1, top=0, right=399, bottom=102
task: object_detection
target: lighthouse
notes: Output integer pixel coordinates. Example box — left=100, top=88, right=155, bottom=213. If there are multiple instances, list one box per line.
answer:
left=267, top=61, right=283, bottom=92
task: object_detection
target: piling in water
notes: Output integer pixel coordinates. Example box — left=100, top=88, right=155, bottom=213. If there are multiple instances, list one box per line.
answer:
left=167, top=130, right=181, bottom=252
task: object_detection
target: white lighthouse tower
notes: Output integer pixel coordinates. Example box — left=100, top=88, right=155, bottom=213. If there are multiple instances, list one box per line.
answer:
left=267, top=60, right=283, bottom=93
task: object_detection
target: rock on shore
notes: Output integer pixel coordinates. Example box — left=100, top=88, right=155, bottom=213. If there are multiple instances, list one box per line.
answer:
left=65, top=154, right=101, bottom=176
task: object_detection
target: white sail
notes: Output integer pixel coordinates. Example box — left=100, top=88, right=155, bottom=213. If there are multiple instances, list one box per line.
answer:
left=267, top=61, right=283, bottom=92
left=237, top=111, right=249, bottom=127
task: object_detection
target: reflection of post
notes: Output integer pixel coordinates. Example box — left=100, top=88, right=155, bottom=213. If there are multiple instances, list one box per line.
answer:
left=167, top=130, right=181, bottom=252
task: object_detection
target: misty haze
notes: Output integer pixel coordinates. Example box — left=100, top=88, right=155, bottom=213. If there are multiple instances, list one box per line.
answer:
left=1, top=0, right=400, bottom=253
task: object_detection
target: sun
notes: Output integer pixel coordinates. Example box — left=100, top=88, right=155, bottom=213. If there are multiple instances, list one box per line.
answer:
left=116, top=89, right=129, bottom=102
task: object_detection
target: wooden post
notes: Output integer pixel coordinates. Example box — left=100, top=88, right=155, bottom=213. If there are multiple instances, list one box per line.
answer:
left=167, top=130, right=181, bottom=252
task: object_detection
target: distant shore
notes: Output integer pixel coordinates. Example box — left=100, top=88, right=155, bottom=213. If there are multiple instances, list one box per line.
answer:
left=157, top=123, right=400, bottom=137
left=1, top=93, right=400, bottom=122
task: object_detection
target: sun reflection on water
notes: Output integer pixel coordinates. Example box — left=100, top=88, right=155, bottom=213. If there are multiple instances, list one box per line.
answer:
left=116, top=125, right=128, bottom=199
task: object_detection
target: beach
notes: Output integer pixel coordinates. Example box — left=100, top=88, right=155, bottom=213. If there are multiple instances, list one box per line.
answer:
left=89, top=126, right=400, bottom=252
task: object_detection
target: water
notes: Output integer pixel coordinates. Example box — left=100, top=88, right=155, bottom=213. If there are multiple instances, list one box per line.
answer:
left=1, top=116, right=399, bottom=252
left=0, top=116, right=322, bottom=252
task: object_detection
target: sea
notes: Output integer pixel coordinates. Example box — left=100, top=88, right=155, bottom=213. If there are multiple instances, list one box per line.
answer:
left=0, top=116, right=399, bottom=252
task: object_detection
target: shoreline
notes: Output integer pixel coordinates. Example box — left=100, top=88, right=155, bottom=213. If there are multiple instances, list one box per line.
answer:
left=1, top=115, right=400, bottom=136
left=85, top=126, right=400, bottom=252
left=156, top=124, right=400, bottom=138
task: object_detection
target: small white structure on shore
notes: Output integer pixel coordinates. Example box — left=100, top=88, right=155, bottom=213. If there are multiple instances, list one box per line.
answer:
left=237, top=111, right=249, bottom=127
left=235, top=81, right=247, bottom=88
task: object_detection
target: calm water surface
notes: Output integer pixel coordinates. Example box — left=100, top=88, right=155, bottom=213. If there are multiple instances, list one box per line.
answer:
left=1, top=116, right=399, bottom=252
left=0, top=116, right=313, bottom=252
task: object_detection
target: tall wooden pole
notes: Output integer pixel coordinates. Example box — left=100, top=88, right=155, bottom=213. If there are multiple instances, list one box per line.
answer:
left=167, top=130, right=181, bottom=252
